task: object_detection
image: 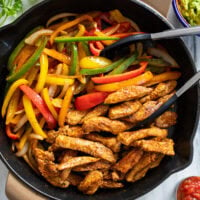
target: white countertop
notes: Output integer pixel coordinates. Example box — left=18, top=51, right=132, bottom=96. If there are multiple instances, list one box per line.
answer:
left=0, top=1, right=200, bottom=200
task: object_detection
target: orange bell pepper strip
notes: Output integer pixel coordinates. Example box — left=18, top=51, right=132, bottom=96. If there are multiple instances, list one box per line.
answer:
left=58, top=85, right=74, bottom=127
left=50, top=15, right=93, bottom=44
left=6, top=90, right=20, bottom=125
left=145, top=71, right=181, bottom=86
left=94, top=71, right=153, bottom=92
left=75, top=24, right=86, bottom=37
left=78, top=42, right=87, bottom=60
left=92, top=62, right=148, bottom=84
left=2, top=78, right=29, bottom=118
left=75, top=92, right=109, bottom=111
left=35, top=53, right=48, bottom=93
left=94, top=31, right=115, bottom=45
left=43, top=48, right=71, bottom=64
left=41, top=88, right=58, bottom=120
left=20, top=84, right=57, bottom=129
left=22, top=95, right=47, bottom=138
left=6, top=125, right=20, bottom=140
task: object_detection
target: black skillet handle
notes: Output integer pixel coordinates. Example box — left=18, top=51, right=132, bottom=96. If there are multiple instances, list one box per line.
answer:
left=100, top=33, right=151, bottom=58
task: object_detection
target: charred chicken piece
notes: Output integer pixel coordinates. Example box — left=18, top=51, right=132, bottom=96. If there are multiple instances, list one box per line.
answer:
left=104, top=85, right=153, bottom=104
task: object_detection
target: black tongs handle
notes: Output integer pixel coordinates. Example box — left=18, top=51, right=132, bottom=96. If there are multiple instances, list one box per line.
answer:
left=129, top=71, right=200, bottom=131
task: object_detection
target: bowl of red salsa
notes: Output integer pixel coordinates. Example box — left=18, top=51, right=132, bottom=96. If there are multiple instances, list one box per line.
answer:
left=177, top=176, right=200, bottom=200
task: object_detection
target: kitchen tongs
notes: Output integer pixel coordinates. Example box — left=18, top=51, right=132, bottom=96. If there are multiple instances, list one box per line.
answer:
left=129, top=71, right=200, bottom=131
left=100, top=26, right=200, bottom=57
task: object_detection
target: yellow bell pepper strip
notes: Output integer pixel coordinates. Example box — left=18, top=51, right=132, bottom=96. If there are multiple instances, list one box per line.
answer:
left=6, top=37, right=47, bottom=83
left=7, top=26, right=43, bottom=71
left=35, top=53, right=48, bottom=93
left=6, top=90, right=20, bottom=125
left=80, top=56, right=112, bottom=69
left=75, top=24, right=86, bottom=37
left=109, top=52, right=138, bottom=75
left=27, top=65, right=39, bottom=86
left=145, top=71, right=181, bottom=86
left=50, top=15, right=93, bottom=44
left=45, top=74, right=75, bottom=86
left=58, top=85, right=74, bottom=127
left=62, top=63, right=69, bottom=75
left=19, top=84, right=57, bottom=129
left=43, top=48, right=71, bottom=64
left=54, top=35, right=120, bottom=43
left=69, top=43, right=78, bottom=75
left=94, top=31, right=116, bottom=45
left=41, top=88, right=58, bottom=120
left=78, top=42, right=90, bottom=60
left=92, top=61, right=148, bottom=84
left=52, top=98, right=63, bottom=108
left=6, top=125, right=20, bottom=140
left=2, top=79, right=28, bottom=118
left=22, top=95, right=47, bottom=138
left=80, top=58, right=125, bottom=75
left=18, top=126, right=32, bottom=150
left=94, top=71, right=153, bottom=92
left=75, top=92, right=109, bottom=111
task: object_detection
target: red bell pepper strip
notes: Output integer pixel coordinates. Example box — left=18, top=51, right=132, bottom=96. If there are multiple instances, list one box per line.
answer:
left=92, top=61, right=148, bottom=84
left=94, top=12, right=113, bottom=30
left=116, top=22, right=131, bottom=33
left=6, top=125, right=20, bottom=140
left=19, top=84, right=57, bottom=129
left=89, top=42, right=101, bottom=56
left=75, top=92, right=109, bottom=110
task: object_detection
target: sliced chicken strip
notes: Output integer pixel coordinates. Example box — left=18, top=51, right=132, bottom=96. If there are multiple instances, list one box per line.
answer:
left=104, top=85, right=153, bottom=104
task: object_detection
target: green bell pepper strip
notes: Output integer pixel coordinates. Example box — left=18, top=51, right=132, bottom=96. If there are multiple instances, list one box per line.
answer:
left=7, top=26, right=43, bottom=71
left=6, top=36, right=47, bottom=83
left=109, top=52, right=138, bottom=75
left=80, top=58, right=125, bottom=75
left=81, top=41, right=91, bottom=56
left=146, top=65, right=166, bottom=74
left=54, top=36, right=119, bottom=43
left=141, top=58, right=169, bottom=67
left=69, top=43, right=78, bottom=75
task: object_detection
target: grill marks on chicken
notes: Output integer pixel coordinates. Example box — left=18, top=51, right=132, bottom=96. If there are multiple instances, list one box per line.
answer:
left=104, top=85, right=153, bottom=104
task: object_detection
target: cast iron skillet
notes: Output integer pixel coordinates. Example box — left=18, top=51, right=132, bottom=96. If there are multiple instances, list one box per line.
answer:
left=0, top=0, right=199, bottom=199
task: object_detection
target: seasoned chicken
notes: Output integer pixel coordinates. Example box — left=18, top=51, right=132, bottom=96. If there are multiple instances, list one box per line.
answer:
left=46, top=126, right=84, bottom=143
left=140, top=81, right=177, bottom=103
left=78, top=170, right=103, bottom=195
left=126, top=153, right=164, bottom=182
left=104, top=85, right=153, bottom=104
left=58, top=156, right=100, bottom=170
left=34, top=148, right=70, bottom=188
left=55, top=135, right=116, bottom=163
left=66, top=109, right=88, bottom=125
left=67, top=173, right=83, bottom=186
left=113, top=149, right=143, bottom=174
left=81, top=104, right=109, bottom=122
left=83, top=116, right=132, bottom=135
left=109, top=100, right=142, bottom=119
left=100, top=180, right=124, bottom=189
left=155, top=111, right=177, bottom=128
left=85, top=133, right=121, bottom=152
left=73, top=160, right=111, bottom=172
left=132, top=138, right=175, bottom=155
left=117, top=127, right=168, bottom=146
left=123, top=101, right=162, bottom=123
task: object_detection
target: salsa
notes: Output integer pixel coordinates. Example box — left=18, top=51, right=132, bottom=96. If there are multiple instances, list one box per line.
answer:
left=177, top=176, right=200, bottom=200
left=178, top=0, right=200, bottom=26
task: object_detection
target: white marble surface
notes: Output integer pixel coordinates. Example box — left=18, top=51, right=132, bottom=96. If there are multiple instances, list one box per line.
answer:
left=0, top=1, right=200, bottom=200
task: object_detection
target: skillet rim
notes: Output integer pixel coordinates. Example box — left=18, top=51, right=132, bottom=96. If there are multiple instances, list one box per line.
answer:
left=0, top=0, right=199, bottom=199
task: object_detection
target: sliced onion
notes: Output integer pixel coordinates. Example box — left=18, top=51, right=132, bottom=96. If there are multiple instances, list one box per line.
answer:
left=46, top=13, right=78, bottom=27
left=124, top=17, right=140, bottom=32
left=23, top=154, right=39, bottom=174
left=16, top=142, right=29, bottom=157
left=29, top=133, right=44, bottom=140
left=14, top=109, right=25, bottom=115
left=148, top=47, right=179, bottom=68
left=48, top=64, right=63, bottom=97
left=13, top=114, right=27, bottom=132
left=104, top=24, right=120, bottom=36
left=25, top=29, right=53, bottom=45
